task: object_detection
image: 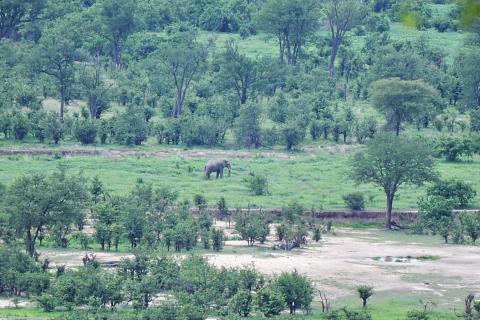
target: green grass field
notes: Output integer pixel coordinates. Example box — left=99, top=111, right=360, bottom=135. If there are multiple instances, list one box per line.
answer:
left=0, top=143, right=478, bottom=210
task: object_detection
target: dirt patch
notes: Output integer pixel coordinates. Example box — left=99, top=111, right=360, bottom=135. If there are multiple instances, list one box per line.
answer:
left=0, top=146, right=302, bottom=160
left=207, top=229, right=480, bottom=306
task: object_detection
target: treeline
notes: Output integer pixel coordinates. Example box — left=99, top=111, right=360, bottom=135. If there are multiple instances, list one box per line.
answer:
left=0, top=246, right=316, bottom=318
left=0, top=0, right=479, bottom=150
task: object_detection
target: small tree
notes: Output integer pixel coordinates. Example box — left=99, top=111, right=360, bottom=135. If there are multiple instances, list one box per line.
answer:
left=343, top=192, right=365, bottom=211
left=418, top=196, right=455, bottom=243
left=5, top=170, right=88, bottom=256
left=281, top=120, right=306, bottom=150
left=255, top=286, right=286, bottom=317
left=244, top=172, right=269, bottom=196
left=427, top=179, right=477, bottom=209
left=369, top=78, right=438, bottom=136
left=211, top=228, right=224, bottom=251
left=357, top=285, right=374, bottom=308
left=351, top=134, right=436, bottom=229
left=274, top=270, right=313, bottom=314
left=234, top=102, right=262, bottom=148
left=229, top=290, right=252, bottom=317
left=217, top=197, right=228, bottom=220
left=460, top=212, right=480, bottom=244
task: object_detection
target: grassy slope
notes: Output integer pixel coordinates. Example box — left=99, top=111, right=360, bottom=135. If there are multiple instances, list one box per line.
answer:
left=0, top=142, right=478, bottom=210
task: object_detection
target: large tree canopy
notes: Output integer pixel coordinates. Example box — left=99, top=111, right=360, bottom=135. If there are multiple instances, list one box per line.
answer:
left=351, top=134, right=437, bottom=229
left=4, top=170, right=88, bottom=256
left=369, top=78, right=439, bottom=135
left=324, top=0, right=369, bottom=77
left=256, top=0, right=320, bottom=65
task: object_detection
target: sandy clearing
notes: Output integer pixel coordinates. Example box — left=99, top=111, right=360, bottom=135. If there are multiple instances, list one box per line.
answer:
left=37, top=228, right=480, bottom=307
left=207, top=230, right=480, bottom=304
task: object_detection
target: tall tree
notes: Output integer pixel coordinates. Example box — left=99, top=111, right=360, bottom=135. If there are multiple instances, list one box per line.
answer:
left=0, top=0, right=45, bottom=40
left=78, top=54, right=112, bottom=119
left=324, top=0, right=369, bottom=77
left=256, top=0, right=320, bottom=65
left=351, top=134, right=437, bottom=229
left=33, top=17, right=83, bottom=119
left=99, top=0, right=136, bottom=68
left=4, top=170, right=88, bottom=256
left=369, top=78, right=438, bottom=136
left=456, top=48, right=480, bottom=110
left=217, top=40, right=259, bottom=105
left=153, top=32, right=207, bottom=117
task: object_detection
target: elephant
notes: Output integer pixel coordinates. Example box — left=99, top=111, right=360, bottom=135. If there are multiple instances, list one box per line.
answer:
left=204, top=159, right=231, bottom=179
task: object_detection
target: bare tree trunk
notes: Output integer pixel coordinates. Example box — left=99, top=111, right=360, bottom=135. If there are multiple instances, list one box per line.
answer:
left=60, top=86, right=66, bottom=120
left=386, top=194, right=393, bottom=229
left=329, top=40, right=340, bottom=78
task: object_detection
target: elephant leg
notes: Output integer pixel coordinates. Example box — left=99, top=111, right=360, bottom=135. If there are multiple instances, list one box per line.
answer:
left=216, top=170, right=220, bottom=179
left=220, top=169, right=223, bottom=179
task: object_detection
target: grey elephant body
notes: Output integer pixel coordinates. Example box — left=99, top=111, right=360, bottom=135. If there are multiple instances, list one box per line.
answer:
left=205, top=159, right=231, bottom=179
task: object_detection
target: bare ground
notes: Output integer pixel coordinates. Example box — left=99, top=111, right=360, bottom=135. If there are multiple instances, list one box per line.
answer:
left=33, top=226, right=480, bottom=309
left=0, top=146, right=303, bottom=159
left=208, top=228, right=480, bottom=307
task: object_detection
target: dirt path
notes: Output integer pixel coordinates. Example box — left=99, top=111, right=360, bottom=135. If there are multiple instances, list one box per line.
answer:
left=0, top=146, right=303, bottom=159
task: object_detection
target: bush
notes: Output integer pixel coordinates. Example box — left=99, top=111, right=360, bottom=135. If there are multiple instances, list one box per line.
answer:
left=229, top=290, right=252, bottom=317
left=366, top=13, right=390, bottom=32
left=255, top=287, right=285, bottom=317
left=113, top=110, right=148, bottom=145
left=211, top=228, right=224, bottom=251
left=36, top=295, right=56, bottom=312
left=281, top=121, right=306, bottom=150
left=274, top=270, right=313, bottom=314
left=244, top=172, right=269, bottom=196
left=46, top=112, right=64, bottom=144
left=155, top=119, right=181, bottom=145
left=435, top=136, right=474, bottom=162
left=73, top=119, right=97, bottom=144
left=343, top=193, right=365, bottom=211
left=12, top=112, right=29, bottom=140
left=406, top=310, right=430, bottom=320
left=427, top=179, right=477, bottom=209
left=234, top=102, right=262, bottom=148
left=181, top=115, right=226, bottom=147
left=261, top=126, right=280, bottom=146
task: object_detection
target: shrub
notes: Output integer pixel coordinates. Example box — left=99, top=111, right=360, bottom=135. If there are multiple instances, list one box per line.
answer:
left=435, top=136, right=474, bottom=162
left=281, top=120, right=306, bottom=150
left=181, top=115, right=226, bottom=147
left=12, top=112, right=29, bottom=140
left=459, top=212, right=480, bottom=244
left=406, top=310, right=430, bottom=320
left=282, top=201, right=305, bottom=223
left=244, top=172, right=269, bottom=196
left=255, top=287, right=285, bottom=317
left=46, top=112, right=64, bottom=144
left=229, top=290, right=252, bottom=317
left=427, top=179, right=477, bottom=209
left=343, top=193, right=365, bottom=211
left=211, top=228, right=224, bottom=251
left=274, top=270, right=313, bottom=314
left=155, top=119, right=181, bottom=145
left=357, top=285, right=374, bottom=308
left=36, top=295, right=56, bottom=312
left=73, top=119, right=97, bottom=144
left=234, top=102, right=262, bottom=148
left=261, top=126, right=280, bottom=146
left=114, top=110, right=148, bottom=145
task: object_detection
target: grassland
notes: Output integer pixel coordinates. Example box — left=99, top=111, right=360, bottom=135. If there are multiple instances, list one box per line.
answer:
left=0, top=141, right=478, bottom=210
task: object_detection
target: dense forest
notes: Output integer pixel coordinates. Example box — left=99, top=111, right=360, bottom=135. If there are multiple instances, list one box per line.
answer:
left=0, top=0, right=479, bottom=149
left=1, top=0, right=480, bottom=319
